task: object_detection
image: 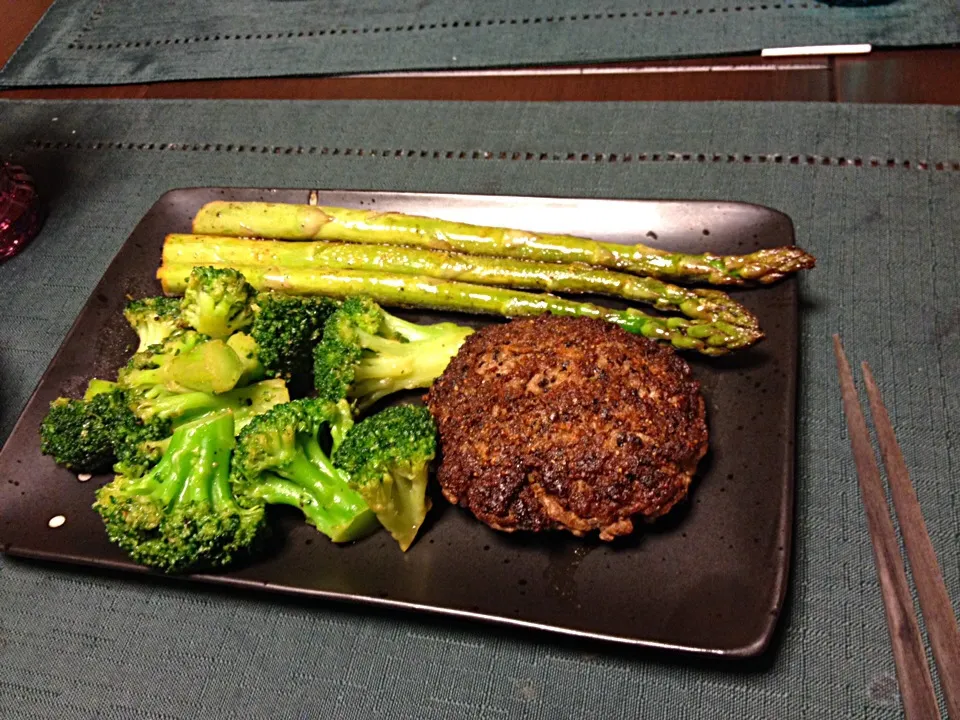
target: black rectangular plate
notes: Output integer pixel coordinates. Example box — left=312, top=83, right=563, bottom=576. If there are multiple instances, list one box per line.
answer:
left=0, top=189, right=797, bottom=657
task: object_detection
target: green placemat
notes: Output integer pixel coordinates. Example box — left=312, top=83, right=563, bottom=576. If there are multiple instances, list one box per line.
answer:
left=0, top=99, right=958, bottom=719
left=2, top=0, right=959, bottom=87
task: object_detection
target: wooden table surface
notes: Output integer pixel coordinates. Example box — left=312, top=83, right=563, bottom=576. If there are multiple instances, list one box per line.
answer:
left=1, top=0, right=958, bottom=104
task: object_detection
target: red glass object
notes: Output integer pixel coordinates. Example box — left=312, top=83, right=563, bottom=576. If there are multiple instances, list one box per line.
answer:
left=0, top=163, right=44, bottom=262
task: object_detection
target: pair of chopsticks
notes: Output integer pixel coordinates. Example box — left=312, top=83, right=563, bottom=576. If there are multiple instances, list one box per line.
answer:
left=833, top=335, right=960, bottom=719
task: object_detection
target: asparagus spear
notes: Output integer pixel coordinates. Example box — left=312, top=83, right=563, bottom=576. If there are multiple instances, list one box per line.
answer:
left=163, top=234, right=759, bottom=329
left=192, top=201, right=815, bottom=286
left=158, top=262, right=763, bottom=356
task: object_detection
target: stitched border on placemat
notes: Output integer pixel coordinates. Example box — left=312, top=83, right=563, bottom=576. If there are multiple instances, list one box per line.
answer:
left=26, top=138, right=960, bottom=172
left=64, top=3, right=827, bottom=51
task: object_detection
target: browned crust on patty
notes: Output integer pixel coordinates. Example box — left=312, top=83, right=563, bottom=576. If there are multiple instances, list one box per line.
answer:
left=424, top=315, right=708, bottom=540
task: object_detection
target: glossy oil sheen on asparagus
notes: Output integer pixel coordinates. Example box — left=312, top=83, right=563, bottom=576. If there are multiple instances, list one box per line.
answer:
left=157, top=262, right=763, bottom=356
left=164, top=233, right=759, bottom=329
left=192, top=201, right=816, bottom=286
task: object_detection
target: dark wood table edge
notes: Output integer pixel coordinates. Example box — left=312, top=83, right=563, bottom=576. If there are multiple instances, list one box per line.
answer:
left=0, top=46, right=956, bottom=105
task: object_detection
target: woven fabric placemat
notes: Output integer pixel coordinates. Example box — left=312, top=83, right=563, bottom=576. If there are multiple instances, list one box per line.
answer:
left=0, top=99, right=957, bottom=719
left=1, top=0, right=959, bottom=86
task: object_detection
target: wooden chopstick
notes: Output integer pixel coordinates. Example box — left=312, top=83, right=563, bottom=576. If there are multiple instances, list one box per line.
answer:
left=832, top=335, right=941, bottom=720
left=862, top=362, right=960, bottom=718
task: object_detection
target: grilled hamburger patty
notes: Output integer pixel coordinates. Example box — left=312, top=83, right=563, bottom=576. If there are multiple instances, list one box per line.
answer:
left=424, top=316, right=708, bottom=540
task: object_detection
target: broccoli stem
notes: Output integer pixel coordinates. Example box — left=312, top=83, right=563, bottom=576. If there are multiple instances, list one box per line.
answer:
left=174, top=416, right=232, bottom=506
left=245, top=477, right=310, bottom=508
left=141, top=391, right=233, bottom=421
left=124, top=367, right=168, bottom=390
left=211, top=448, right=241, bottom=510
left=283, top=452, right=362, bottom=513
left=248, top=460, right=377, bottom=543
left=352, top=354, right=447, bottom=402
left=299, top=435, right=338, bottom=478
left=119, top=430, right=195, bottom=509
left=372, top=465, right=432, bottom=552
left=379, top=314, right=446, bottom=342
left=84, top=379, right=119, bottom=400
left=123, top=340, right=244, bottom=395
left=133, top=380, right=289, bottom=429
left=328, top=400, right=354, bottom=453
left=348, top=330, right=465, bottom=408
left=248, top=454, right=377, bottom=543
left=165, top=339, right=245, bottom=394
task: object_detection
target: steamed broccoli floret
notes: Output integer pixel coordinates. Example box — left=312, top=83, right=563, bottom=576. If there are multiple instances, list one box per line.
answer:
left=130, top=378, right=290, bottom=431
left=231, top=398, right=376, bottom=543
left=118, top=330, right=244, bottom=396
left=249, top=293, right=338, bottom=393
left=40, top=391, right=132, bottom=473
left=112, top=415, right=173, bottom=478
left=124, top=296, right=182, bottom=352
left=93, top=410, right=265, bottom=573
left=113, top=410, right=250, bottom=479
left=117, top=330, right=208, bottom=390
left=333, top=404, right=437, bottom=551
left=113, top=322, right=289, bottom=438
left=180, top=267, right=255, bottom=339
left=40, top=386, right=171, bottom=476
left=313, top=297, right=473, bottom=410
